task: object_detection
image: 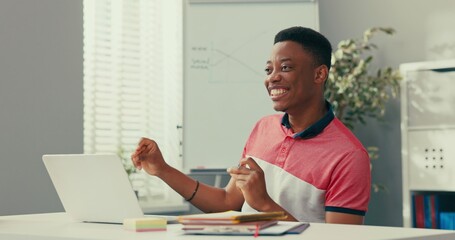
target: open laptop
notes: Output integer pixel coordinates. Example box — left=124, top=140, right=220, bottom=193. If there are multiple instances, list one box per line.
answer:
left=43, top=154, right=175, bottom=224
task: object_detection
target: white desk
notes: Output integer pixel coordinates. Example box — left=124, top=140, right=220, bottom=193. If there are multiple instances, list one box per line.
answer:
left=1, top=213, right=455, bottom=240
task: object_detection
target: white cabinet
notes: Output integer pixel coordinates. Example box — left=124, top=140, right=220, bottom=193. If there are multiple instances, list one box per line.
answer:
left=401, top=59, right=455, bottom=228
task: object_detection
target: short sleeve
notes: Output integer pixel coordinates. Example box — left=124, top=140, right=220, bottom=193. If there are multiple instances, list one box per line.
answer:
left=325, top=149, right=371, bottom=215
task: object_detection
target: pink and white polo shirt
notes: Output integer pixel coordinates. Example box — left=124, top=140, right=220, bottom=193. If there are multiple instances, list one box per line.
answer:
left=241, top=109, right=371, bottom=222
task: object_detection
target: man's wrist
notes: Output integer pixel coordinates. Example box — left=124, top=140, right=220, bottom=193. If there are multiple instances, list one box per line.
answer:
left=155, top=163, right=173, bottom=179
left=255, top=197, right=276, bottom=212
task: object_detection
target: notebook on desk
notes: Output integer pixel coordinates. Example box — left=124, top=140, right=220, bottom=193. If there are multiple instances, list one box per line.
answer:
left=42, top=154, right=177, bottom=224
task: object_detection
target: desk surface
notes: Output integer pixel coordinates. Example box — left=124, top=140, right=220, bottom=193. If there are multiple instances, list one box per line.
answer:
left=1, top=213, right=455, bottom=240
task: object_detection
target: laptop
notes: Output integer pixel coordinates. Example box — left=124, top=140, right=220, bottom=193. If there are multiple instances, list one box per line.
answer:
left=43, top=154, right=173, bottom=224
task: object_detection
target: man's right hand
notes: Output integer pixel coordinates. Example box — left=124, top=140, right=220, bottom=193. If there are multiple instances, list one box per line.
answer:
left=131, top=137, right=169, bottom=176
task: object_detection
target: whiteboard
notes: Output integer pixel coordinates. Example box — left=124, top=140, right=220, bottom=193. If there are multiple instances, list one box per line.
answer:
left=183, top=0, right=319, bottom=171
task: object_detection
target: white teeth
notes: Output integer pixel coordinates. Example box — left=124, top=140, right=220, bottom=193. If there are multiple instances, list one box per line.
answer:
left=270, top=89, right=287, bottom=96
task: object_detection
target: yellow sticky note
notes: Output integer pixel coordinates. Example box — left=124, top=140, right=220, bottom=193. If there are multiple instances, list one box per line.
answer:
left=123, top=217, right=167, bottom=232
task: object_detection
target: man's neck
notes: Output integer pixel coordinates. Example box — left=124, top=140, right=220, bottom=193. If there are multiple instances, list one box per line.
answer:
left=287, top=100, right=327, bottom=133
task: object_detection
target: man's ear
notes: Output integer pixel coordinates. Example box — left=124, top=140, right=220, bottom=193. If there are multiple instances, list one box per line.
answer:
left=314, top=65, right=329, bottom=85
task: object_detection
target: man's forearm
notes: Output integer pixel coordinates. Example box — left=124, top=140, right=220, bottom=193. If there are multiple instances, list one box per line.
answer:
left=156, top=166, right=242, bottom=213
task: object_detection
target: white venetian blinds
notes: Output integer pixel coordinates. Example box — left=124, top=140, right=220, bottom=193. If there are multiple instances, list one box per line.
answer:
left=83, top=0, right=183, bottom=174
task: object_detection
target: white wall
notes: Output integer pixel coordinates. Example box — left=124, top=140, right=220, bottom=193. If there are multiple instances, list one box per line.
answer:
left=319, top=0, right=455, bottom=226
left=0, top=0, right=82, bottom=215
left=183, top=1, right=319, bottom=171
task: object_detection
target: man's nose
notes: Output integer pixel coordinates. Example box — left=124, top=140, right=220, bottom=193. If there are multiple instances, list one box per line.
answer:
left=267, top=71, right=282, bottom=83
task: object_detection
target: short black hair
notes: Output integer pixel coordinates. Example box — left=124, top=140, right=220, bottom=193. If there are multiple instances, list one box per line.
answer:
left=274, top=26, right=332, bottom=71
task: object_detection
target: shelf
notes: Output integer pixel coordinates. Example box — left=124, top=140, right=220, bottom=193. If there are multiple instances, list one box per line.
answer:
left=401, top=59, right=455, bottom=228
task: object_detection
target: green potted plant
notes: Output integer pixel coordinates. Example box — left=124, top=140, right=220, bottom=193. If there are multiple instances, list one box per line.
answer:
left=325, top=27, right=402, bottom=192
left=118, top=147, right=145, bottom=199
left=118, top=147, right=137, bottom=176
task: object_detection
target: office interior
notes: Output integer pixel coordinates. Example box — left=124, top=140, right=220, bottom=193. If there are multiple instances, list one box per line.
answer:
left=1, top=0, right=454, bottom=228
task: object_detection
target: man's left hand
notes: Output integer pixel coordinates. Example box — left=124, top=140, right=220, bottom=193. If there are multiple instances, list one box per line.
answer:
left=227, top=157, right=273, bottom=211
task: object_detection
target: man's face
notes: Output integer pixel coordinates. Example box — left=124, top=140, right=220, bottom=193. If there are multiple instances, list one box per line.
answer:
left=264, top=41, right=320, bottom=114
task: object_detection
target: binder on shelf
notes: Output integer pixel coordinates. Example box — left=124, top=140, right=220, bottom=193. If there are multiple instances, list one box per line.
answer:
left=414, top=194, right=425, bottom=228
left=440, top=212, right=455, bottom=230
left=424, top=195, right=431, bottom=228
left=430, top=195, right=439, bottom=229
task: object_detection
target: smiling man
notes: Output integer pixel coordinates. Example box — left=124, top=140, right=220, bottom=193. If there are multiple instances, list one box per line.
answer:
left=131, top=26, right=370, bottom=224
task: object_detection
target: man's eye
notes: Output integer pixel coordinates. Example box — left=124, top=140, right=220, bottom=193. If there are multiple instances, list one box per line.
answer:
left=264, top=67, right=272, bottom=75
left=282, top=65, right=291, bottom=71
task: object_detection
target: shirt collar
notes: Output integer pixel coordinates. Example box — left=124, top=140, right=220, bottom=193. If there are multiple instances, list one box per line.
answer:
left=281, top=101, right=335, bottom=139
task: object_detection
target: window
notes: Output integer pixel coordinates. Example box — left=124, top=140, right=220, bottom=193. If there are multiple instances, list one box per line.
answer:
left=83, top=0, right=183, bottom=208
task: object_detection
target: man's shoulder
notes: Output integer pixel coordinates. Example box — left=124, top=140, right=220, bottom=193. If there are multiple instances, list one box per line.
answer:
left=256, top=114, right=284, bottom=125
left=326, top=118, right=367, bottom=151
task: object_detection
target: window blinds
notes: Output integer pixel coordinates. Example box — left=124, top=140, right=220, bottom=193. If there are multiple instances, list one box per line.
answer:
left=83, top=0, right=183, bottom=205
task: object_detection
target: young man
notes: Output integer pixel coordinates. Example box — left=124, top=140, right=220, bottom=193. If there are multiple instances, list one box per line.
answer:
left=131, top=26, right=370, bottom=224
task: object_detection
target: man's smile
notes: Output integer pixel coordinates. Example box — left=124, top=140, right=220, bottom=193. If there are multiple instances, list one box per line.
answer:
left=269, top=88, right=289, bottom=100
